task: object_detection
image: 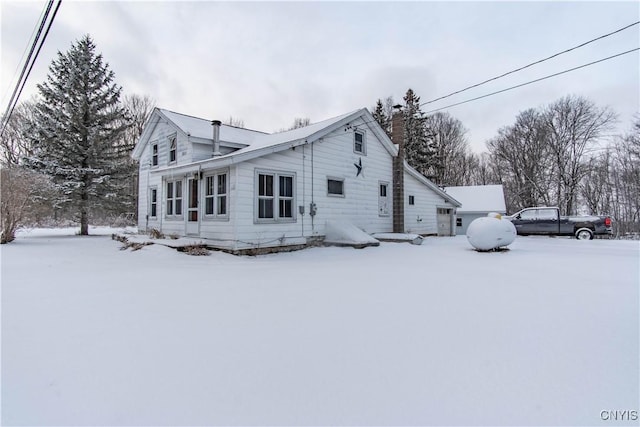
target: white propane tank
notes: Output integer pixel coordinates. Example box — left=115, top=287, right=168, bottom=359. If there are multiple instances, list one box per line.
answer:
left=467, top=212, right=517, bottom=251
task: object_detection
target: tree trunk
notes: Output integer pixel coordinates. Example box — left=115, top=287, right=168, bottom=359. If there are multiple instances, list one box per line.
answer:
left=80, top=189, right=89, bottom=235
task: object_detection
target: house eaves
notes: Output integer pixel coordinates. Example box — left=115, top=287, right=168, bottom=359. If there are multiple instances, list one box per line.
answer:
left=132, top=108, right=191, bottom=160
left=145, top=108, right=399, bottom=175
left=404, top=162, right=462, bottom=207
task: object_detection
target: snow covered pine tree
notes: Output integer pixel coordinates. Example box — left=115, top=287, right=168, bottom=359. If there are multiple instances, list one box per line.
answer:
left=28, top=35, right=129, bottom=235
left=402, top=89, right=437, bottom=180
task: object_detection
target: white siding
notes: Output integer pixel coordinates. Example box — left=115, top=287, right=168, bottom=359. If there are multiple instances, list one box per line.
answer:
left=229, top=116, right=394, bottom=249
left=138, top=112, right=459, bottom=248
left=403, top=170, right=456, bottom=235
left=136, top=122, right=191, bottom=232
left=192, top=143, right=235, bottom=162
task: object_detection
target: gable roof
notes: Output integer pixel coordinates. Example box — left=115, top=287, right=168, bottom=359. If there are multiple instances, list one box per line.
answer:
left=404, top=162, right=461, bottom=207
left=132, top=108, right=267, bottom=159
left=444, top=185, right=506, bottom=213
left=160, top=109, right=267, bottom=145
left=137, top=108, right=398, bottom=172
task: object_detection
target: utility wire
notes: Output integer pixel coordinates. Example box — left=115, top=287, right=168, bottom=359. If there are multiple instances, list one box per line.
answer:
left=1, top=0, right=51, bottom=105
left=423, top=48, right=639, bottom=115
left=0, top=0, right=61, bottom=138
left=1, top=0, right=53, bottom=124
left=420, top=21, right=640, bottom=107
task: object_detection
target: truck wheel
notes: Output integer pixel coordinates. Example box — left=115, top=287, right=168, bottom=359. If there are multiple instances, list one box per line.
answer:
left=575, top=228, right=593, bottom=240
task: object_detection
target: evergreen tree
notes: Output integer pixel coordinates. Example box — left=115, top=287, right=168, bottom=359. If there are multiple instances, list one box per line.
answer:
left=402, top=89, right=436, bottom=179
left=371, top=97, right=393, bottom=138
left=27, top=35, right=129, bottom=235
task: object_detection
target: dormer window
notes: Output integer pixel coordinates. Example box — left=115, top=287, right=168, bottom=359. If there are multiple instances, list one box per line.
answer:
left=169, top=137, right=177, bottom=163
left=354, top=131, right=365, bottom=154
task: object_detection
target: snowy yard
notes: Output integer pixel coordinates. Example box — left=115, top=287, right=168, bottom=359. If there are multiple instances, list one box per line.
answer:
left=1, top=228, right=638, bottom=426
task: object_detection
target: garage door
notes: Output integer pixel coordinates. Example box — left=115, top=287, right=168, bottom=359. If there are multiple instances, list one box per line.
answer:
left=437, top=208, right=452, bottom=236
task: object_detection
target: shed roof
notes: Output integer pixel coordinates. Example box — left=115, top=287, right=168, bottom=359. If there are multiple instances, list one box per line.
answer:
left=444, top=185, right=506, bottom=213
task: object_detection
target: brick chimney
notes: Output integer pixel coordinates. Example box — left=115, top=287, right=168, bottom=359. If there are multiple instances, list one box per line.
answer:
left=391, top=107, right=404, bottom=233
left=211, top=120, right=222, bottom=157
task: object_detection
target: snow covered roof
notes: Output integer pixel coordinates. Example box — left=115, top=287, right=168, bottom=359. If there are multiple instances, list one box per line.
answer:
left=405, top=162, right=461, bottom=207
left=137, top=107, right=397, bottom=171
left=444, top=185, right=506, bottom=213
left=133, top=107, right=382, bottom=161
left=226, top=109, right=363, bottom=156
left=159, top=109, right=267, bottom=145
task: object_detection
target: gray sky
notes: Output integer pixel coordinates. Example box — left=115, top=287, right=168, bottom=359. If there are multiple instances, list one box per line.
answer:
left=2, top=1, right=638, bottom=152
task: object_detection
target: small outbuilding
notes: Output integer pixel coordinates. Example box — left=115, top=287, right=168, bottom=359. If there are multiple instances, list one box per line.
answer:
left=444, top=185, right=506, bottom=235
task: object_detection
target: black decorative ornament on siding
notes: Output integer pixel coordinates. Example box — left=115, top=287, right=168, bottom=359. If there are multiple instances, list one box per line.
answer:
left=354, top=158, right=363, bottom=177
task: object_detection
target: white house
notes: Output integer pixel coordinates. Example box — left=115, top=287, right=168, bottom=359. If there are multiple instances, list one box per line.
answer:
left=444, top=185, right=506, bottom=234
left=132, top=107, right=461, bottom=253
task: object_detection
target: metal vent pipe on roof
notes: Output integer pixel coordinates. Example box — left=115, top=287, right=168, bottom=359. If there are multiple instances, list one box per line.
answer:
left=211, top=120, right=222, bottom=157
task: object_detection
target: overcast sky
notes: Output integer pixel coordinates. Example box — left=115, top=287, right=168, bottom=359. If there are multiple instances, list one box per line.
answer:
left=2, top=1, right=638, bottom=152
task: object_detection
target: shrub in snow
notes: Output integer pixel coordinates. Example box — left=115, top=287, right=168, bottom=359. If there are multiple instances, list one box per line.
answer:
left=467, top=214, right=516, bottom=251
left=149, top=228, right=165, bottom=239
left=180, top=245, right=210, bottom=256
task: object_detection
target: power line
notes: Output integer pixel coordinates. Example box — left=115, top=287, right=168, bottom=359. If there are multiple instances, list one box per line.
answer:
left=1, top=0, right=51, bottom=105
left=1, top=1, right=53, bottom=123
left=0, top=0, right=62, bottom=138
left=423, top=48, right=639, bottom=115
left=420, top=20, right=640, bottom=108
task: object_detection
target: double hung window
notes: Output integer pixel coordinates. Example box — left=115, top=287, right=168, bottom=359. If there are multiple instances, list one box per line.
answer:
left=169, top=137, right=177, bottom=163
left=354, top=131, right=365, bottom=154
left=204, top=173, right=228, bottom=218
left=150, top=188, right=157, bottom=217
left=166, top=180, right=183, bottom=217
left=256, top=171, right=295, bottom=222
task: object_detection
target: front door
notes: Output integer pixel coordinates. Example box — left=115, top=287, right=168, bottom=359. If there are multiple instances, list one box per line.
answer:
left=186, top=177, right=199, bottom=235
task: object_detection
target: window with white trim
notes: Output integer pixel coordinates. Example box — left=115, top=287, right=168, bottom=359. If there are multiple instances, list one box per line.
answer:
left=354, top=131, right=365, bottom=154
left=409, top=195, right=415, bottom=205
left=278, top=175, right=293, bottom=218
left=256, top=171, right=295, bottom=222
left=169, top=137, right=177, bottom=163
left=204, top=173, right=228, bottom=218
left=166, top=179, right=183, bottom=217
left=149, top=188, right=157, bottom=218
left=327, top=178, right=344, bottom=196
left=151, top=143, right=158, bottom=166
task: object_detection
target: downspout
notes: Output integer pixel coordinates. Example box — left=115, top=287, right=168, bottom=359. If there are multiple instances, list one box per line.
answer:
left=301, top=143, right=305, bottom=237
left=232, top=165, right=239, bottom=251
left=311, top=139, right=315, bottom=231
left=145, top=161, right=151, bottom=231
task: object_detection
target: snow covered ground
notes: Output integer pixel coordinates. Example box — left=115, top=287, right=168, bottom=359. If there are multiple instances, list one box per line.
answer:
left=2, top=228, right=638, bottom=426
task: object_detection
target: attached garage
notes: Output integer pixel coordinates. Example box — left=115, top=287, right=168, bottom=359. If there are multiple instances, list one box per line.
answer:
left=437, top=207, right=454, bottom=236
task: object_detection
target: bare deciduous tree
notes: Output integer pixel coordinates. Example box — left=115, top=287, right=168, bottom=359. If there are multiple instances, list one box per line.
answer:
left=425, top=112, right=470, bottom=186
left=0, top=99, right=38, bottom=166
left=544, top=95, right=616, bottom=214
left=289, top=117, right=311, bottom=130
left=224, top=116, right=245, bottom=128
left=1, top=167, right=56, bottom=243
left=487, top=108, right=554, bottom=212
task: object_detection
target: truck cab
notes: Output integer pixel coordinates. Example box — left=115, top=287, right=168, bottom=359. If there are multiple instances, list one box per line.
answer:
left=509, top=207, right=561, bottom=235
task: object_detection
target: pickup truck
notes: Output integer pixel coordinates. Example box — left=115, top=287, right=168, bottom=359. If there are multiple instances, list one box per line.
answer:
left=504, top=207, right=613, bottom=240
